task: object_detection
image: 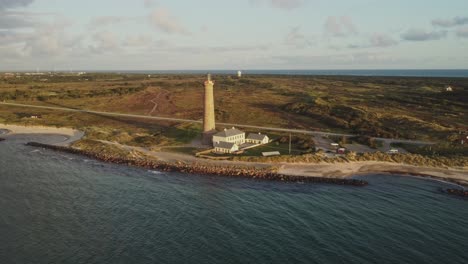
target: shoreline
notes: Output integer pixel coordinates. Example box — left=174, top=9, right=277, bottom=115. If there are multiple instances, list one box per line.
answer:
left=0, top=124, right=84, bottom=146
left=24, top=142, right=369, bottom=186
left=277, top=162, right=468, bottom=187
left=1, top=123, right=467, bottom=187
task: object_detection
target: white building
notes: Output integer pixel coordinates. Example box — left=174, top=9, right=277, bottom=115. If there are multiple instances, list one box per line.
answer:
left=246, top=133, right=269, bottom=144
left=212, top=127, right=245, bottom=146
left=214, top=141, right=239, bottom=154
left=446, top=86, right=453, bottom=92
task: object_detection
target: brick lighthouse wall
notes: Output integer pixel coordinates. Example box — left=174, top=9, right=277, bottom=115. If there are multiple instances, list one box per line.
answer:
left=202, top=74, right=216, bottom=145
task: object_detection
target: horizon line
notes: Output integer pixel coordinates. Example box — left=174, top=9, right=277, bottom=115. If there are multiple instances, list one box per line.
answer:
left=2, top=68, right=468, bottom=73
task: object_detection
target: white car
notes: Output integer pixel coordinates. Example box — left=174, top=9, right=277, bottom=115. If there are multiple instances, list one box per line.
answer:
left=388, top=149, right=399, bottom=154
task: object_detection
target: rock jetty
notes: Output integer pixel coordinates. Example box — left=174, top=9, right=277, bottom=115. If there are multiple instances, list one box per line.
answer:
left=0, top=138, right=5, bottom=142
left=446, top=189, right=468, bottom=198
left=25, top=142, right=368, bottom=186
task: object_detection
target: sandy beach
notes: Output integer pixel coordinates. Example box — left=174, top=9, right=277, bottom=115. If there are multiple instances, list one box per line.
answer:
left=0, top=124, right=84, bottom=146
left=277, top=162, right=468, bottom=186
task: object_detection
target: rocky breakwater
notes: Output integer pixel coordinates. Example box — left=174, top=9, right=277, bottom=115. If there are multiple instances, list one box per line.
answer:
left=446, top=189, right=468, bottom=198
left=0, top=138, right=5, bottom=142
left=25, top=142, right=368, bottom=186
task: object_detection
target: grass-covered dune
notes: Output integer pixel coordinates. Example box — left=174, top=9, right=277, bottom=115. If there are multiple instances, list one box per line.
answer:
left=1, top=73, right=467, bottom=151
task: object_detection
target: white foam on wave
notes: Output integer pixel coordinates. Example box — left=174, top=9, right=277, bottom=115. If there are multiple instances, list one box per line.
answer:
left=59, top=154, right=74, bottom=160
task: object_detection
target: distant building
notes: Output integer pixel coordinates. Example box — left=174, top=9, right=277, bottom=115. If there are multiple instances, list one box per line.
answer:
left=246, top=133, right=269, bottom=144
left=3, top=73, right=14, bottom=78
left=212, top=127, right=245, bottom=146
left=237, top=71, right=242, bottom=78
left=214, top=141, right=239, bottom=154
left=446, top=86, right=453, bottom=92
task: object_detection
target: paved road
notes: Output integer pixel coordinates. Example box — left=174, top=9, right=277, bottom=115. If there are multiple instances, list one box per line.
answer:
left=0, top=102, right=434, bottom=145
left=375, top=138, right=434, bottom=153
left=376, top=137, right=434, bottom=146
left=0, top=102, right=354, bottom=137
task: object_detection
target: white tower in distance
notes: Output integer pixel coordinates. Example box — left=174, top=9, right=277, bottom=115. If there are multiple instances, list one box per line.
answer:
left=237, top=70, right=242, bottom=78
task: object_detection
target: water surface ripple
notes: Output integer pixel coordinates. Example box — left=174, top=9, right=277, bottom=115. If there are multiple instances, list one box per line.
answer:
left=1, top=135, right=467, bottom=264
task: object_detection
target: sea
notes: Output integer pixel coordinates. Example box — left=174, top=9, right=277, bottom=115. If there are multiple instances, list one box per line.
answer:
left=110, top=69, right=468, bottom=78
left=1, top=134, right=468, bottom=264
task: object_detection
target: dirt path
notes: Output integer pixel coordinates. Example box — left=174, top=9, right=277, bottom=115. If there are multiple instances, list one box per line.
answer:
left=147, top=90, right=171, bottom=116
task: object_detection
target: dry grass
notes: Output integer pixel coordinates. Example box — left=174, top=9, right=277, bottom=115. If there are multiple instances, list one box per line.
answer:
left=1, top=73, right=467, bottom=150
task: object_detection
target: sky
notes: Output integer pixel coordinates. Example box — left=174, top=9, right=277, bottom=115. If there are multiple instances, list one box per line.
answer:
left=1, top=0, right=468, bottom=71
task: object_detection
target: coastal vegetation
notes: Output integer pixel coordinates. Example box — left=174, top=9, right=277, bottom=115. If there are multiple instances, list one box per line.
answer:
left=1, top=73, right=467, bottom=164
left=232, top=151, right=468, bottom=168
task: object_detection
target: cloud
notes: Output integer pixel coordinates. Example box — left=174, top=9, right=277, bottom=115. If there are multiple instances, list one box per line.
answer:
left=144, top=43, right=270, bottom=54
left=273, top=51, right=404, bottom=68
left=22, top=20, right=84, bottom=57
left=0, top=10, right=53, bottom=30
left=0, top=0, right=80, bottom=59
left=324, top=16, right=357, bottom=37
left=149, top=8, right=189, bottom=35
left=0, top=31, right=30, bottom=45
left=401, top=28, right=447, bottom=41
left=249, top=0, right=304, bottom=10
left=346, top=33, right=398, bottom=50
left=369, top=33, right=398, bottom=47
left=0, top=12, right=37, bottom=29
left=144, top=0, right=156, bottom=8
left=210, top=45, right=270, bottom=53
left=89, top=31, right=121, bottom=53
left=88, top=16, right=129, bottom=29
left=0, top=0, right=34, bottom=10
left=269, top=0, right=304, bottom=10
left=456, top=26, right=468, bottom=38
left=123, top=34, right=153, bottom=47
left=284, top=26, right=313, bottom=48
left=432, top=16, right=468, bottom=27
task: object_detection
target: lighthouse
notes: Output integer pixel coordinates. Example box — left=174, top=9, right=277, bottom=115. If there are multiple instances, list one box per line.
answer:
left=202, top=74, right=216, bottom=144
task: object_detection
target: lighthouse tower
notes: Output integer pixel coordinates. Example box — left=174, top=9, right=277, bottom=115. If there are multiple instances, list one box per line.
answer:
left=202, top=74, right=216, bottom=144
